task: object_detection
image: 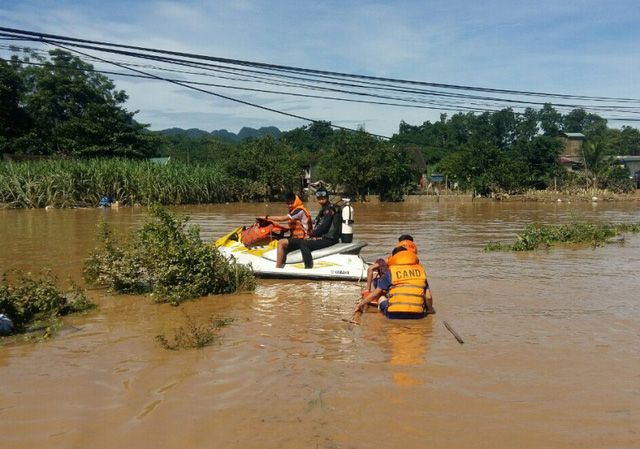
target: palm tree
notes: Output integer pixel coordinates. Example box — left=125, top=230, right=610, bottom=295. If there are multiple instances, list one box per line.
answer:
left=580, top=140, right=612, bottom=188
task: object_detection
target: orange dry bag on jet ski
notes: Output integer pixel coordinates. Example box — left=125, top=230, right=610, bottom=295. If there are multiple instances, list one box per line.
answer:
left=241, top=218, right=288, bottom=246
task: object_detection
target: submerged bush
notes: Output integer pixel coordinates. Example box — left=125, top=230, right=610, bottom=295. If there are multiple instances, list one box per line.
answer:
left=485, top=222, right=640, bottom=252
left=0, top=270, right=95, bottom=333
left=84, top=205, right=256, bottom=304
left=156, top=311, right=235, bottom=350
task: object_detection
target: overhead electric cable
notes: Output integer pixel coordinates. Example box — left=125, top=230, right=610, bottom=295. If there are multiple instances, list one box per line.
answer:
left=2, top=26, right=638, bottom=103
left=2, top=26, right=640, bottom=126
left=44, top=40, right=392, bottom=138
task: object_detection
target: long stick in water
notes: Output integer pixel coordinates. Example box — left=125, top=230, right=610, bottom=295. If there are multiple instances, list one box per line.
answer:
left=443, top=321, right=464, bottom=344
left=341, top=316, right=361, bottom=325
left=343, top=307, right=363, bottom=325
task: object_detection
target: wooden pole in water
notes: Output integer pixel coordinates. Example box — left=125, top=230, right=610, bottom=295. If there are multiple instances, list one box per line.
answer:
left=443, top=321, right=464, bottom=344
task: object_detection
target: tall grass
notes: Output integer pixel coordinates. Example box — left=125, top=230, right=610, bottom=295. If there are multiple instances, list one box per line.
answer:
left=0, top=159, right=265, bottom=208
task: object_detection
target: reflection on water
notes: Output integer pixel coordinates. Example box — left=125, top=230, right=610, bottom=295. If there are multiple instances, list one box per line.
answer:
left=1, top=198, right=639, bottom=449
left=387, top=320, right=432, bottom=386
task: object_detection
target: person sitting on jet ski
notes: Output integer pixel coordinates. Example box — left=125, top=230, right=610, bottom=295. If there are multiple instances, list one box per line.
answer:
left=276, top=187, right=341, bottom=269
left=268, top=192, right=312, bottom=239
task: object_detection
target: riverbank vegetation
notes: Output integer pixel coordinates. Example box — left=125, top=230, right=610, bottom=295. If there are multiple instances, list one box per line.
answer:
left=485, top=222, right=640, bottom=251
left=0, top=270, right=95, bottom=338
left=83, top=206, right=256, bottom=305
left=2, top=48, right=639, bottom=207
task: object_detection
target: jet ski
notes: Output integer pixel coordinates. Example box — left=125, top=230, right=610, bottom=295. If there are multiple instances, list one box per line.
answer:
left=214, top=218, right=369, bottom=281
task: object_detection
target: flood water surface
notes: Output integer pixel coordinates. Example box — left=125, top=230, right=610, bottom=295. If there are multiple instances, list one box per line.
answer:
left=1, top=198, right=639, bottom=448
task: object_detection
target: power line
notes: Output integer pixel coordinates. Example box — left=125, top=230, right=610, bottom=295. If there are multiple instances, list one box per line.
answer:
left=2, top=26, right=640, bottom=130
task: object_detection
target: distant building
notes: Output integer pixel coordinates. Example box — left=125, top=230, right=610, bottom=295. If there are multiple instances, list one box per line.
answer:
left=559, top=156, right=583, bottom=172
left=615, top=156, right=640, bottom=188
left=560, top=132, right=585, bottom=156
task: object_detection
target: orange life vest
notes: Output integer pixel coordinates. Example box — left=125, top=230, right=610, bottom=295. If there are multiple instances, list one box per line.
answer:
left=288, top=195, right=312, bottom=239
left=387, top=251, right=427, bottom=314
left=241, top=219, right=288, bottom=246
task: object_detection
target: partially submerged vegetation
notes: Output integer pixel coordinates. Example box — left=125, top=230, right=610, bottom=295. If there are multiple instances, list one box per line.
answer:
left=498, top=187, right=639, bottom=203
left=0, top=270, right=95, bottom=337
left=156, top=311, right=235, bottom=350
left=485, top=222, right=640, bottom=251
left=83, top=206, right=256, bottom=304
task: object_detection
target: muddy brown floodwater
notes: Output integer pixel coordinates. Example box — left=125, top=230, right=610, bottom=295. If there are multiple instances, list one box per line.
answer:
left=1, top=198, right=639, bottom=449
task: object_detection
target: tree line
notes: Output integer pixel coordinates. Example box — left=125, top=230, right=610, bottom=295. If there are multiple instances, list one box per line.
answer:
left=1, top=48, right=638, bottom=206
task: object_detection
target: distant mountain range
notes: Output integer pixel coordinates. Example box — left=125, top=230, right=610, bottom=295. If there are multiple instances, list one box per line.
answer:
left=158, top=126, right=282, bottom=143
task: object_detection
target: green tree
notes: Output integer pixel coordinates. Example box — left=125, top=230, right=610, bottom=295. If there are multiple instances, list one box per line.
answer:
left=281, top=120, right=334, bottom=152
left=0, top=58, right=27, bottom=137
left=9, top=49, right=155, bottom=157
left=156, top=133, right=234, bottom=164
left=0, top=56, right=32, bottom=153
left=317, top=129, right=417, bottom=201
left=538, top=103, right=563, bottom=136
left=221, top=135, right=304, bottom=198
left=514, top=135, right=564, bottom=188
left=516, top=107, right=540, bottom=142
left=563, top=108, right=607, bottom=136
left=439, top=137, right=530, bottom=195
left=608, top=126, right=640, bottom=156
left=490, top=108, right=519, bottom=149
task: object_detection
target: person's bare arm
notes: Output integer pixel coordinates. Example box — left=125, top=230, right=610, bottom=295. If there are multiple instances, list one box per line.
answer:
left=365, top=262, right=379, bottom=292
left=354, top=287, right=383, bottom=313
left=425, top=288, right=435, bottom=314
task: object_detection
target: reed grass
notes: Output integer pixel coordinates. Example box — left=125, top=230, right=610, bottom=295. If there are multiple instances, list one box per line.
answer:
left=0, top=159, right=265, bottom=208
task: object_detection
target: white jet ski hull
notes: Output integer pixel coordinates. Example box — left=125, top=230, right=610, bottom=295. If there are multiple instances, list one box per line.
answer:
left=215, top=228, right=369, bottom=281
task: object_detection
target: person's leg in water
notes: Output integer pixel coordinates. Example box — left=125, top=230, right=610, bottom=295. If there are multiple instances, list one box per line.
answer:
left=299, top=237, right=338, bottom=269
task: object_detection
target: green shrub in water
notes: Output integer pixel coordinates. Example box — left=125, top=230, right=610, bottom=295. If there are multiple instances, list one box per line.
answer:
left=485, top=221, right=640, bottom=252
left=156, top=311, right=235, bottom=350
left=0, top=270, right=95, bottom=333
left=84, top=205, right=256, bottom=304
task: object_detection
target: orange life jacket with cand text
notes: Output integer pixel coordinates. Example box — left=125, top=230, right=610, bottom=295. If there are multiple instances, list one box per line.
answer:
left=386, top=250, right=427, bottom=314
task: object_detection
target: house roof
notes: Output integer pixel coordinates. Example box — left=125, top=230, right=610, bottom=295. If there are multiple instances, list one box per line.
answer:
left=615, top=156, right=640, bottom=162
left=559, top=156, right=582, bottom=164
left=561, top=132, right=585, bottom=139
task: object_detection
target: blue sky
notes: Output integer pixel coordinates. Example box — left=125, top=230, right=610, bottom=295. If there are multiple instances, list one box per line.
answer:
left=1, top=0, right=639, bottom=137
